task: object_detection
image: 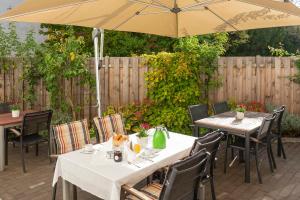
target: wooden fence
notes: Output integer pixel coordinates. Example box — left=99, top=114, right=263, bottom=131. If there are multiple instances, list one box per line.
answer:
left=210, top=56, right=300, bottom=114
left=0, top=57, right=148, bottom=121
left=0, top=56, right=300, bottom=121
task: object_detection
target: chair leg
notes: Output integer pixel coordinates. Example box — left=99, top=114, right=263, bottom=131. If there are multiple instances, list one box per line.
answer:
left=35, top=144, right=39, bottom=156
left=4, top=129, right=8, bottom=165
left=254, top=149, right=262, bottom=184
left=278, top=138, right=287, bottom=159
left=25, top=146, right=29, bottom=153
left=224, top=136, right=229, bottom=174
left=210, top=177, right=216, bottom=200
left=21, top=145, right=26, bottom=173
left=267, top=146, right=274, bottom=173
left=52, top=183, right=57, bottom=200
left=269, top=144, right=277, bottom=169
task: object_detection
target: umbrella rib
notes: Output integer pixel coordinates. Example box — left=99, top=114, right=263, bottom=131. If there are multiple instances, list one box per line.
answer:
left=181, top=0, right=215, bottom=11
left=129, top=0, right=170, bottom=10
left=112, top=4, right=151, bottom=30
left=0, top=0, right=99, bottom=20
left=205, top=6, right=239, bottom=31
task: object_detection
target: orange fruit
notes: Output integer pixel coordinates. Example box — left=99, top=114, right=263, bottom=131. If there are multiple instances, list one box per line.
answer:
left=133, top=144, right=141, bottom=154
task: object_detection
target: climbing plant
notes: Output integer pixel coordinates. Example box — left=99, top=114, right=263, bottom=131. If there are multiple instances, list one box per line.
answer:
left=144, top=34, right=228, bottom=134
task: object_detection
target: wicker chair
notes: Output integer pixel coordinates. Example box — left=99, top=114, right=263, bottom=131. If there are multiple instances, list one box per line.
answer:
left=93, top=113, right=127, bottom=143
left=271, top=105, right=286, bottom=159
left=121, top=149, right=210, bottom=200
left=212, top=101, right=230, bottom=115
left=9, top=110, right=53, bottom=173
left=190, top=130, right=224, bottom=200
left=188, top=104, right=209, bottom=137
left=224, top=113, right=277, bottom=184
left=51, top=119, right=96, bottom=200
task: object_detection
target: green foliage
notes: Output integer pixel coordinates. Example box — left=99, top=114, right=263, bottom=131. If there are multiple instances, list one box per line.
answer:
left=0, top=23, right=20, bottom=58
left=103, top=102, right=152, bottom=134
left=40, top=24, right=177, bottom=57
left=37, top=26, right=95, bottom=118
left=268, top=43, right=292, bottom=57
left=144, top=35, right=227, bottom=134
left=266, top=103, right=300, bottom=137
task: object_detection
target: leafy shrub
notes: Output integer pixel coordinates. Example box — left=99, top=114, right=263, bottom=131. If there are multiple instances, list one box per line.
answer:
left=103, top=101, right=152, bottom=134
left=266, top=103, right=300, bottom=137
left=229, top=100, right=265, bottom=112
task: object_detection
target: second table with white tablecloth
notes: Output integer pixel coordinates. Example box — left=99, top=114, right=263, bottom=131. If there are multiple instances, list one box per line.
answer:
left=53, top=131, right=196, bottom=200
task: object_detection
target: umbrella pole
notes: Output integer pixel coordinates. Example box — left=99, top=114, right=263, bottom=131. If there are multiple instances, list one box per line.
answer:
left=93, top=28, right=102, bottom=117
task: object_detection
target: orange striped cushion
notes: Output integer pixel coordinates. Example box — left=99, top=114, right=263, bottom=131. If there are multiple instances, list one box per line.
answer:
left=52, top=119, right=91, bottom=154
left=93, top=114, right=126, bottom=143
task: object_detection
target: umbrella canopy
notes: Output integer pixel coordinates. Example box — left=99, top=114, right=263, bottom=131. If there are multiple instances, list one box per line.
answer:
left=1, top=0, right=300, bottom=37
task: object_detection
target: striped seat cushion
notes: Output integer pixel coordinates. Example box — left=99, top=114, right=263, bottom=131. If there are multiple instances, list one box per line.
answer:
left=52, top=119, right=91, bottom=154
left=126, top=183, right=162, bottom=200
left=93, top=114, right=126, bottom=143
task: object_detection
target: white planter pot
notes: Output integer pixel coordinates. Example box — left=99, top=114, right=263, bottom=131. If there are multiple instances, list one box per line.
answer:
left=12, top=110, right=20, bottom=118
left=236, top=112, right=245, bottom=120
left=137, top=137, right=148, bottom=148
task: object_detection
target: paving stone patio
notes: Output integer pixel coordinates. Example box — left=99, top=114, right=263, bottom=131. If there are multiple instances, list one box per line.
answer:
left=0, top=141, right=300, bottom=200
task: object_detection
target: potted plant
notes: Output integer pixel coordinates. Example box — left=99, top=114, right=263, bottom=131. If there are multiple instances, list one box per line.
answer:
left=235, top=104, right=246, bottom=120
left=136, top=123, right=151, bottom=148
left=10, top=103, right=20, bottom=118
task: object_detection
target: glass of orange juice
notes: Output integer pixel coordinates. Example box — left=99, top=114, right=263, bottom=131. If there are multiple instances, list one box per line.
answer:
left=133, top=143, right=141, bottom=154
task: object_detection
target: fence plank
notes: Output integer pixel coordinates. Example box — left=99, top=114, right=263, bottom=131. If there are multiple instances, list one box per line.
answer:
left=122, top=57, right=129, bottom=105
left=1, top=56, right=300, bottom=119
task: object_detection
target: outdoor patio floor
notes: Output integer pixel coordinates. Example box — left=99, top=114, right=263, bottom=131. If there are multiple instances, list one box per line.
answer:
left=1, top=141, right=300, bottom=200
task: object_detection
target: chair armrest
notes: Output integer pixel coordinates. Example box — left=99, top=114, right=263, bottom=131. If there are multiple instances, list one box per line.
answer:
left=122, top=185, right=153, bottom=200
left=9, top=128, right=21, bottom=137
left=250, top=137, right=262, bottom=144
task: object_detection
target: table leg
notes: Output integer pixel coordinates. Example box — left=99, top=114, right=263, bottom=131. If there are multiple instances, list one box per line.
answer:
left=62, top=179, right=74, bottom=200
left=245, top=134, right=250, bottom=183
left=198, top=183, right=205, bottom=200
left=0, top=126, right=5, bottom=171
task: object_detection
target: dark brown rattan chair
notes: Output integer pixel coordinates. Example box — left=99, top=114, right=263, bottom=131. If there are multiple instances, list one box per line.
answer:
left=121, top=149, right=210, bottom=200
left=271, top=105, right=286, bottom=159
left=224, top=113, right=277, bottom=184
left=188, top=104, right=209, bottom=137
left=9, top=110, right=53, bottom=173
left=190, top=130, right=224, bottom=200
left=212, top=101, right=230, bottom=115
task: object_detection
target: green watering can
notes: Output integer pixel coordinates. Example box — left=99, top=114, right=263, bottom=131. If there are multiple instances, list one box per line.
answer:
left=152, top=126, right=170, bottom=149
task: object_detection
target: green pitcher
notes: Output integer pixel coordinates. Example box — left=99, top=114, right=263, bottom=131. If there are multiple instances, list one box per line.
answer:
left=152, top=126, right=170, bottom=149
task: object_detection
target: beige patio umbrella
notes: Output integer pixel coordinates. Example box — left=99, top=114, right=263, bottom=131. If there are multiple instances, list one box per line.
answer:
left=1, top=0, right=300, bottom=116
left=1, top=0, right=300, bottom=37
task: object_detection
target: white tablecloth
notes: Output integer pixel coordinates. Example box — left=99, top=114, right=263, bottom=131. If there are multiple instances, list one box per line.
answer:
left=52, top=132, right=196, bottom=200
left=196, top=116, right=264, bottom=132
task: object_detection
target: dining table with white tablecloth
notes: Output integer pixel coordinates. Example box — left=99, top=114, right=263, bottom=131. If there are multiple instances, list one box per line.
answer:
left=52, top=131, right=196, bottom=200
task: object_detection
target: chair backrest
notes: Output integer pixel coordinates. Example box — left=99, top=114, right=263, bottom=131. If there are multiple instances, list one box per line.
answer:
left=22, top=110, right=53, bottom=137
left=93, top=113, right=126, bottom=143
left=213, top=101, right=230, bottom=115
left=256, top=113, right=276, bottom=140
left=189, top=130, right=224, bottom=176
left=272, top=105, right=285, bottom=134
left=188, top=104, right=209, bottom=123
left=159, top=150, right=210, bottom=200
left=0, top=103, right=10, bottom=114
left=52, top=119, right=91, bottom=154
